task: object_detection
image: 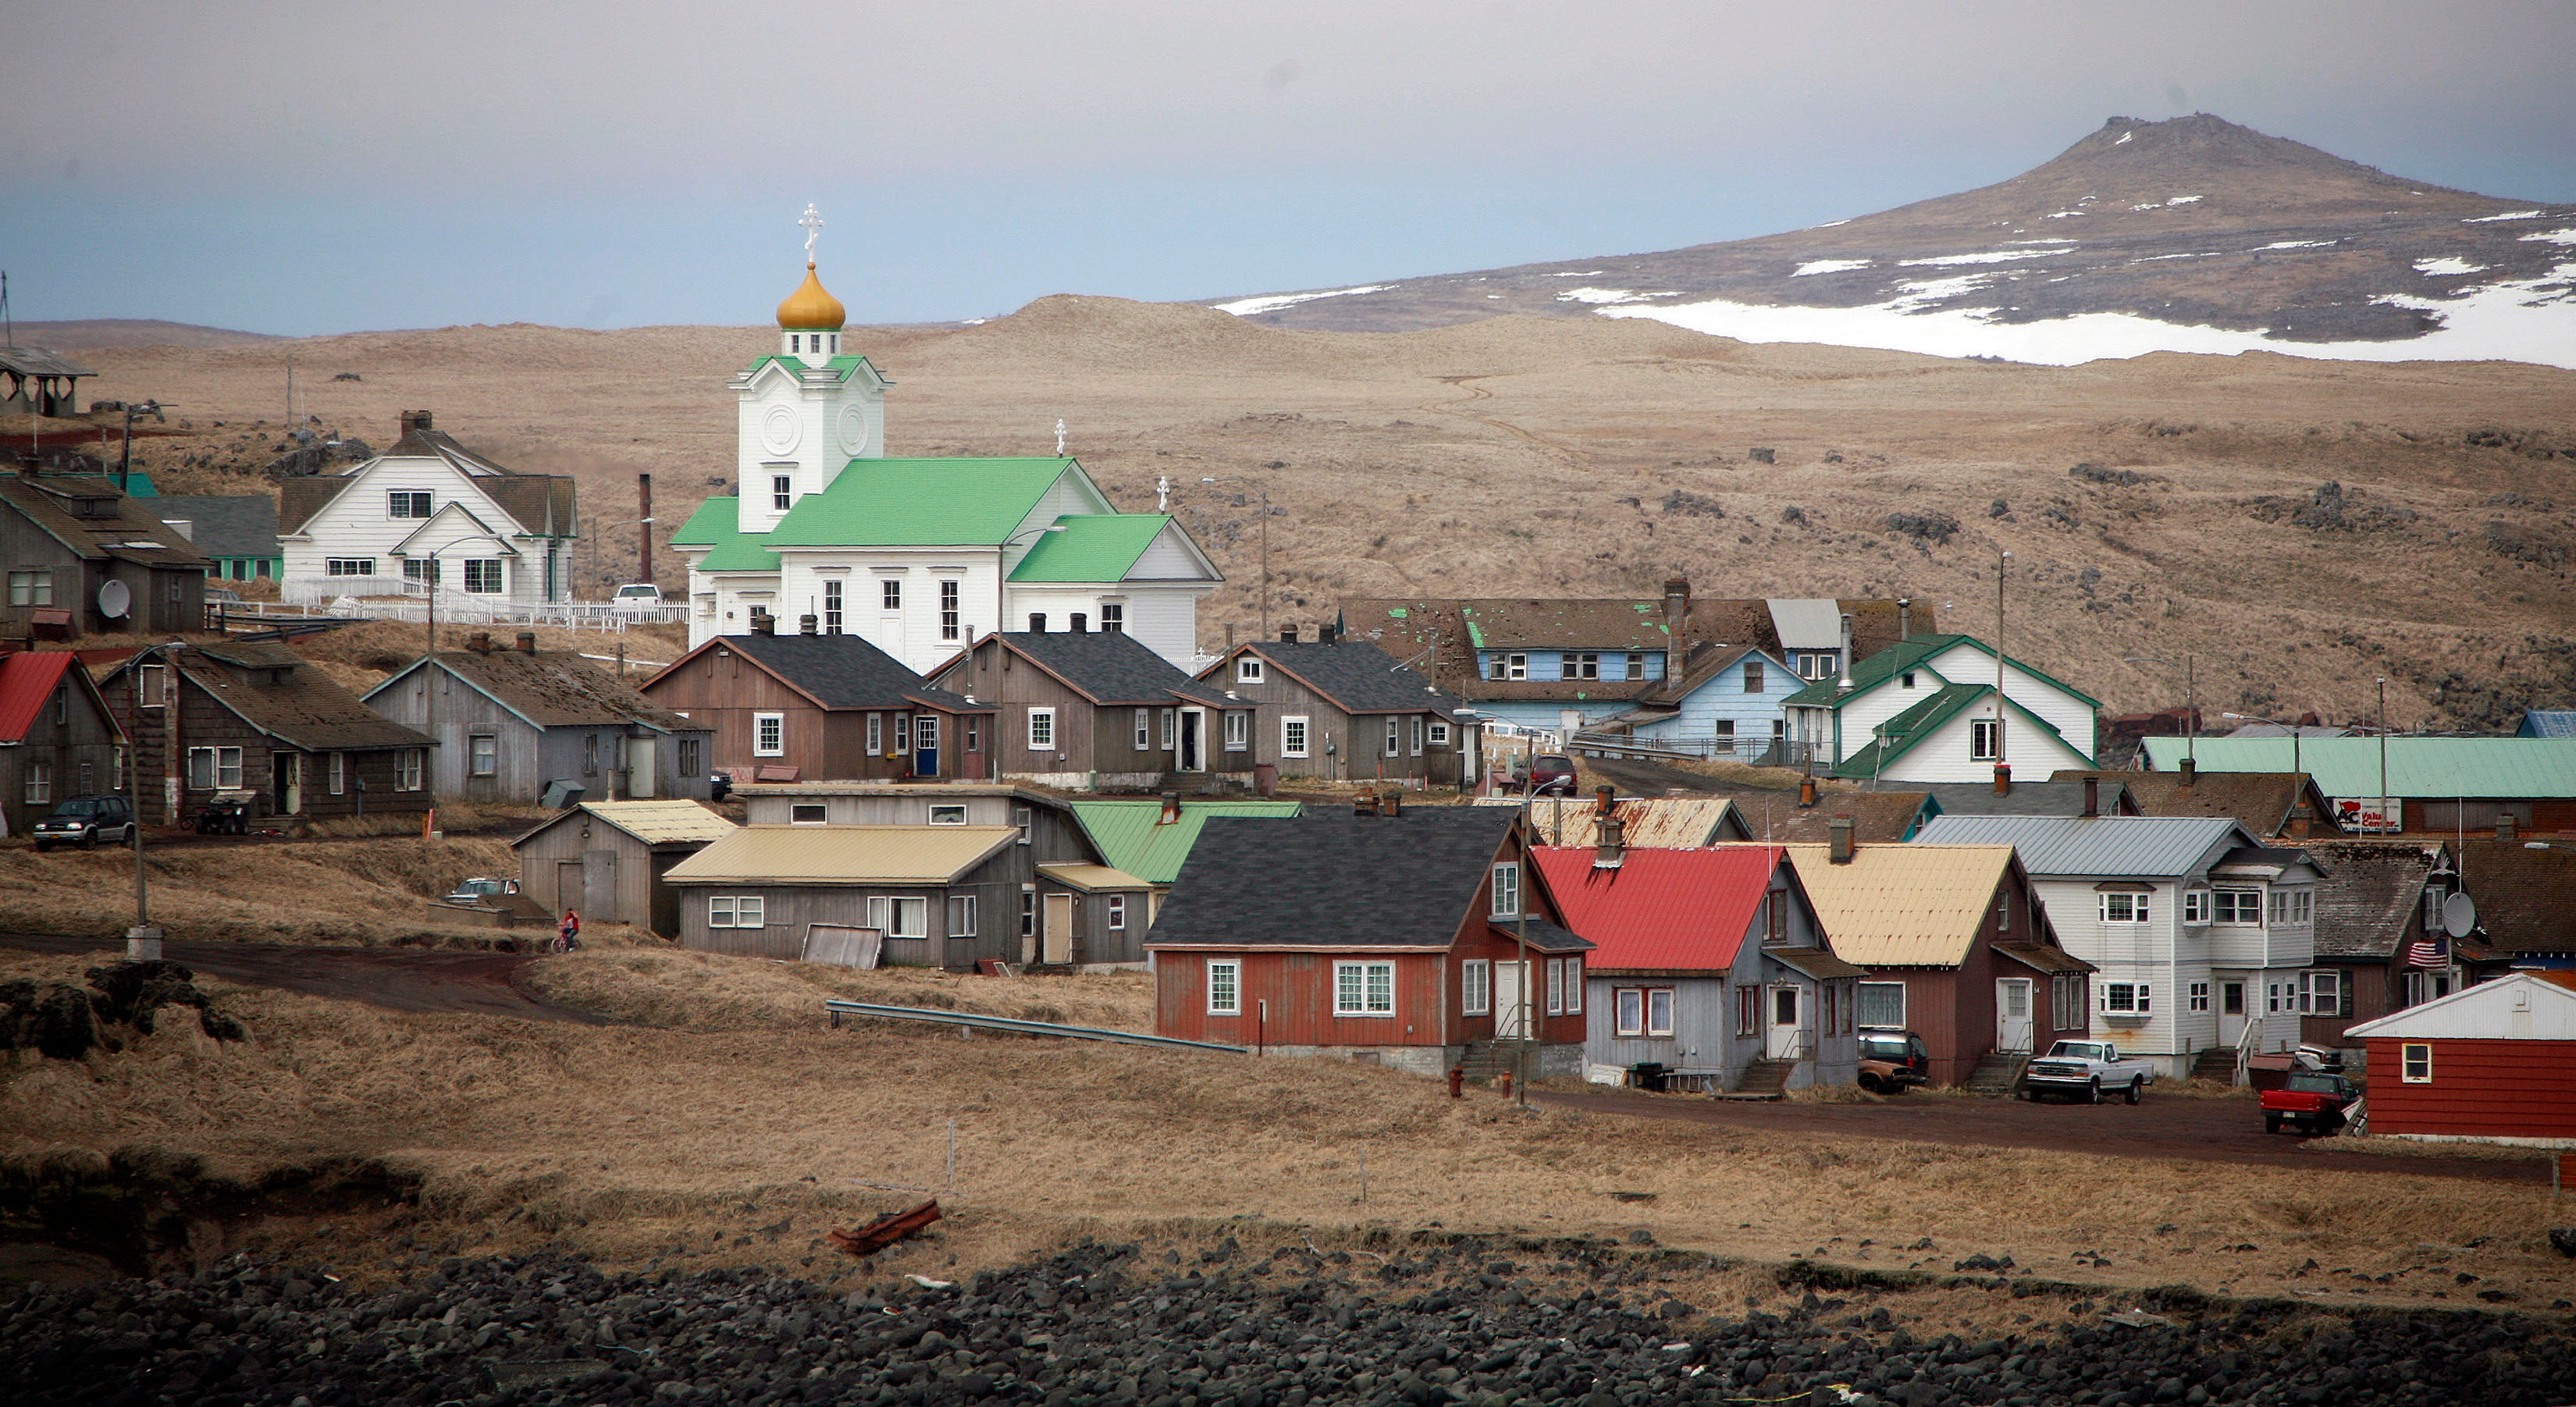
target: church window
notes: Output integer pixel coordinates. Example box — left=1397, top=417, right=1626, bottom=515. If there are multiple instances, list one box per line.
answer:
left=772, top=475, right=793, bottom=511
left=788, top=335, right=799, bottom=353
left=940, top=581, right=960, bottom=640
left=823, top=580, right=843, bottom=634
left=882, top=579, right=902, bottom=611
left=1100, top=602, right=1123, bottom=634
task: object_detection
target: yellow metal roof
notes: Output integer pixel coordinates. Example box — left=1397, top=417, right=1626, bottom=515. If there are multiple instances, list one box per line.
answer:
left=576, top=800, right=738, bottom=844
left=1782, top=843, right=2017, bottom=968
left=1525, top=797, right=1741, bottom=849
left=665, top=826, right=1017, bottom=886
left=1036, top=862, right=1154, bottom=892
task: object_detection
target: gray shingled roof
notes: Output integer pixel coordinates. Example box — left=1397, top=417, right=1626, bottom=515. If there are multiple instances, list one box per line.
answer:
left=1912, top=814, right=2255, bottom=878
left=1147, top=808, right=1589, bottom=954
left=711, top=633, right=986, bottom=712
left=1234, top=640, right=1460, bottom=715
left=372, top=648, right=699, bottom=732
left=1924, top=780, right=2133, bottom=819
left=156, top=495, right=279, bottom=560
left=2301, top=840, right=2443, bottom=960
left=1003, top=630, right=1212, bottom=706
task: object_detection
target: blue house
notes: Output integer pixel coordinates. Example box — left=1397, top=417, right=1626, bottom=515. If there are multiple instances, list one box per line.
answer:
left=1621, top=646, right=1805, bottom=762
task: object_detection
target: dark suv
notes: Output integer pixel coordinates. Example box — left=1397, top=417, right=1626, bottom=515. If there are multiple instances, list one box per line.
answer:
left=1857, top=1030, right=1930, bottom=1093
left=33, top=794, right=137, bottom=851
left=1528, top=754, right=1578, bottom=796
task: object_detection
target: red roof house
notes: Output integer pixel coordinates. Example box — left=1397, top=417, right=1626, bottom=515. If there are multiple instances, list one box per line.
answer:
left=1536, top=843, right=1863, bottom=1096
left=2347, top=972, right=2576, bottom=1147
left=0, top=649, right=126, bottom=838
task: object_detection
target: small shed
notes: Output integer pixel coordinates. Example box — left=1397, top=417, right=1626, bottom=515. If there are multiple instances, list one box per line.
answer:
left=2347, top=972, right=2576, bottom=1147
left=512, top=800, right=735, bottom=937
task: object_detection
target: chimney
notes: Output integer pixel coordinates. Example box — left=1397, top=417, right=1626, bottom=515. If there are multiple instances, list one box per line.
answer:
left=1663, top=576, right=1690, bottom=620
left=1158, top=791, right=1182, bottom=826
left=799, top=613, right=819, bottom=635
left=1353, top=787, right=1378, bottom=817
left=2499, top=813, right=2517, bottom=841
left=400, top=410, right=432, bottom=435
left=515, top=631, right=537, bottom=654
left=2082, top=776, right=2100, bottom=818
left=2289, top=808, right=2311, bottom=840
left=1594, top=812, right=1626, bottom=870
left=1595, top=783, right=1616, bottom=816
left=1797, top=776, right=1819, bottom=808
left=468, top=631, right=491, bottom=653
left=16, top=454, right=37, bottom=482
left=1829, top=815, right=1855, bottom=864
left=1318, top=621, right=1336, bottom=645
left=1836, top=613, right=1855, bottom=691
left=1379, top=788, right=1402, bottom=818
left=1279, top=626, right=1299, bottom=643
left=753, top=610, right=775, bottom=636
left=1992, top=762, right=2012, bottom=796
left=637, top=472, right=653, bottom=586
left=1897, top=597, right=1912, bottom=641
left=2178, top=756, right=2197, bottom=786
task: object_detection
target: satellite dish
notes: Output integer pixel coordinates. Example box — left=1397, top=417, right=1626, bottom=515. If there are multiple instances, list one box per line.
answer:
left=96, top=580, right=131, bottom=620
left=2441, top=892, right=2477, bottom=940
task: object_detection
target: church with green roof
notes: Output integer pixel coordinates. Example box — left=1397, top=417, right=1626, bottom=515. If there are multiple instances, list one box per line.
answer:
left=671, top=207, right=1222, bottom=673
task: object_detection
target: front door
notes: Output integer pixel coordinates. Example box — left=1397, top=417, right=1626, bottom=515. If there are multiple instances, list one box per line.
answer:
left=1041, top=892, right=1074, bottom=965
left=1996, top=979, right=2034, bottom=1053
left=1494, top=961, right=1529, bottom=1038
left=557, top=860, right=585, bottom=915
left=624, top=737, right=656, bottom=798
left=913, top=716, right=939, bottom=778
left=2218, top=979, right=2249, bottom=1047
left=1767, top=985, right=1803, bottom=1060
left=582, top=849, right=618, bottom=921
left=1179, top=709, right=1202, bottom=773
left=272, top=753, right=301, bottom=814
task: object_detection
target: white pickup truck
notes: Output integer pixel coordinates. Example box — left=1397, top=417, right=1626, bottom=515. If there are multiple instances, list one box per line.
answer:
left=2020, top=1039, right=2156, bottom=1104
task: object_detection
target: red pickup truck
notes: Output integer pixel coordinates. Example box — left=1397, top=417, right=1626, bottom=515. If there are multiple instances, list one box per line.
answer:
left=2261, top=1071, right=2361, bottom=1135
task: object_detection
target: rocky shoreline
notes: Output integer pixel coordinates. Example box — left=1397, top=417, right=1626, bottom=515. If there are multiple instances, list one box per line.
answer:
left=8, top=1237, right=2572, bottom=1407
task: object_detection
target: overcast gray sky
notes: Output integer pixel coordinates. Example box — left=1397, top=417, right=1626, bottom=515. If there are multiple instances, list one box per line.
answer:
left=6, top=1, right=2571, bottom=333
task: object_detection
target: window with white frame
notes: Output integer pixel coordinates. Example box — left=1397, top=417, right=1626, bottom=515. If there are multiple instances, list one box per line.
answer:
left=1107, top=894, right=1126, bottom=930
left=1970, top=718, right=2001, bottom=762
left=397, top=750, right=423, bottom=791
left=928, top=805, right=966, bottom=825
left=462, top=560, right=503, bottom=594
left=940, top=580, right=961, bottom=640
left=1207, top=960, right=1240, bottom=1015
left=2189, top=981, right=2211, bottom=1012
left=137, top=663, right=168, bottom=709
left=1281, top=716, right=1308, bottom=759
left=1569, top=652, right=1600, bottom=680
left=2265, top=981, right=2285, bottom=1014
left=2183, top=889, right=2209, bottom=925
left=881, top=578, right=901, bottom=612
left=1737, top=982, right=1759, bottom=1035
left=1489, top=862, right=1521, bottom=918
left=2099, top=892, right=2150, bottom=923
left=947, top=894, right=978, bottom=937
left=1020, top=885, right=1036, bottom=936
left=2272, top=889, right=2313, bottom=924
left=1224, top=711, right=1249, bottom=751
left=1461, top=959, right=1490, bottom=1016
left=469, top=733, right=497, bottom=776
left=789, top=804, right=827, bottom=824
left=328, top=752, right=345, bottom=795
left=1546, top=958, right=1564, bottom=1016
left=1027, top=708, right=1055, bottom=751
left=1625, top=653, right=1645, bottom=681
left=1099, top=602, right=1123, bottom=634
left=753, top=712, right=785, bottom=757
left=2212, top=889, right=2262, bottom=926
left=1014, top=805, right=1032, bottom=844
left=1133, top=709, right=1151, bottom=750
left=2101, top=982, right=2151, bottom=1014
left=2300, top=970, right=2343, bottom=1016
left=1646, top=988, right=1675, bottom=1036
left=894, top=714, right=910, bottom=754
left=866, top=713, right=882, bottom=754
left=707, top=895, right=766, bottom=928
left=1160, top=709, right=1176, bottom=750
left=1427, top=720, right=1450, bottom=747
left=326, top=558, right=375, bottom=577
left=1333, top=961, right=1395, bottom=1016
left=771, top=475, right=793, bottom=510
left=823, top=579, right=843, bottom=634
left=1857, top=981, right=1907, bottom=1029
left=1564, top=958, right=1582, bottom=1013
left=387, top=491, right=431, bottom=519
left=1614, top=987, right=1646, bottom=1038
left=1410, top=716, right=1425, bottom=756
left=23, top=762, right=49, bottom=805
left=866, top=895, right=928, bottom=939
left=187, top=746, right=244, bottom=791
left=1236, top=656, right=1265, bottom=684
left=2052, top=975, right=2084, bottom=1031
left=1503, top=652, right=1528, bottom=680
left=2402, top=1043, right=2432, bottom=1083
left=1384, top=717, right=1400, bottom=758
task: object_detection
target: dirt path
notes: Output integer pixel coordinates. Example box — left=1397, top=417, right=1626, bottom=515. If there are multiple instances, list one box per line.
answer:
left=0, top=933, right=614, bottom=1025
left=1535, top=1084, right=2546, bottom=1184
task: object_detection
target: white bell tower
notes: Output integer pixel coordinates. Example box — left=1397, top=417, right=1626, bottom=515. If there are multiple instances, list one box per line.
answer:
left=735, top=204, right=888, bottom=534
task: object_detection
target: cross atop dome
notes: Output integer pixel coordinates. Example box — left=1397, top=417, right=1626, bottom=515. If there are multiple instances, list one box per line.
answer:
left=799, top=203, right=824, bottom=263
left=776, top=202, right=846, bottom=356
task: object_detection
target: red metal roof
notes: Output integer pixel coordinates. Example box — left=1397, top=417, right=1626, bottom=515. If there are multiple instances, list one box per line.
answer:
left=0, top=651, right=76, bottom=743
left=1534, top=845, right=1783, bottom=972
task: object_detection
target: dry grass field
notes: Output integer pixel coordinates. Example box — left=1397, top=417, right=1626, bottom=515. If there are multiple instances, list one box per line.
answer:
left=0, top=835, right=518, bottom=946
left=57, top=297, right=2576, bottom=730
left=4, top=943, right=2567, bottom=1326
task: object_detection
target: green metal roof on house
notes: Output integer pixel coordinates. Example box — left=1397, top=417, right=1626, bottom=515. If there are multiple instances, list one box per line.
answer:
left=767, top=458, right=1076, bottom=547
left=1782, top=634, right=2101, bottom=711
left=670, top=495, right=738, bottom=546
left=1834, top=684, right=2090, bottom=779
left=698, top=530, right=783, bottom=572
left=2140, top=736, right=2576, bottom=800
left=1008, top=515, right=1169, bottom=582
left=1067, top=799, right=1304, bottom=886
left=735, top=353, right=881, bottom=382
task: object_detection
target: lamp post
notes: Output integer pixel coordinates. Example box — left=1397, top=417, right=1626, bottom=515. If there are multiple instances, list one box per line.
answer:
left=411, top=532, right=505, bottom=808
left=123, top=641, right=181, bottom=958
left=1200, top=476, right=1274, bottom=641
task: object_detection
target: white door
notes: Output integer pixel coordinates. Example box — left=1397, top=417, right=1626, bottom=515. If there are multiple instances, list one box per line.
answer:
left=624, top=737, right=656, bottom=798
left=1041, top=893, right=1074, bottom=965
left=1766, top=985, right=1803, bottom=1060
left=1494, top=961, right=1529, bottom=1038
left=1996, top=979, right=2033, bottom=1053
left=2218, top=978, right=2249, bottom=1047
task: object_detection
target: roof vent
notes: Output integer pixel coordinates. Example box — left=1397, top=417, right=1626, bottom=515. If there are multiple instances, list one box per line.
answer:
left=516, top=631, right=537, bottom=654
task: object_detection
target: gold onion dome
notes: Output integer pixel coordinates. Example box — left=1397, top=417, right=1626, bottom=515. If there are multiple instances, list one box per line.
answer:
left=775, top=264, right=846, bottom=331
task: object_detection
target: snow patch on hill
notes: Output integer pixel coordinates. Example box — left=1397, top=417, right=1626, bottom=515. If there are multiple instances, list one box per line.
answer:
left=1212, top=285, right=1391, bottom=316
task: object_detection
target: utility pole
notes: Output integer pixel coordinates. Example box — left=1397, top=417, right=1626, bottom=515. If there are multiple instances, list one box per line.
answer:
left=1515, top=805, right=1532, bottom=1108
left=638, top=474, right=654, bottom=586
left=2377, top=677, right=2390, bottom=834
left=1260, top=490, right=1272, bottom=641
left=1994, top=549, right=2012, bottom=778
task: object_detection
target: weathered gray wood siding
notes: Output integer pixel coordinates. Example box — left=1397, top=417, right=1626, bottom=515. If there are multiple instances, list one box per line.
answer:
left=0, top=671, right=124, bottom=837
left=674, top=847, right=1024, bottom=969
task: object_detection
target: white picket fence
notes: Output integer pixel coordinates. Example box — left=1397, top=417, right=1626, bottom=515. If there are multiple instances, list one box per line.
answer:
left=258, top=581, right=687, bottom=630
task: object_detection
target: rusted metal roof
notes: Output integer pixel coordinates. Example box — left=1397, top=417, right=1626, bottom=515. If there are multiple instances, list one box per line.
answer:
left=665, top=825, right=1017, bottom=886
left=1533, top=844, right=1781, bottom=972
left=0, top=651, right=76, bottom=743
left=1522, top=797, right=1744, bottom=849
left=1035, top=862, right=1154, bottom=892
left=1784, top=843, right=2017, bottom=969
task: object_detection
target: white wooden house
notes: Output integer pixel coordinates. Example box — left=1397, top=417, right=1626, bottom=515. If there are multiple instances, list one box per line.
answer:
left=277, top=412, right=578, bottom=607
left=1783, top=634, right=2097, bottom=783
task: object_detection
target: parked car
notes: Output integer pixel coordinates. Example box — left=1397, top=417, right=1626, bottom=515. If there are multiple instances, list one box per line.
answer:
left=708, top=769, right=734, bottom=803
left=443, top=876, right=522, bottom=904
left=2022, top=1039, right=2156, bottom=1104
left=1857, top=1030, right=1930, bottom=1093
left=32, top=795, right=137, bottom=851
left=1528, top=754, right=1577, bottom=796
left=205, top=586, right=244, bottom=606
left=2261, top=1071, right=2360, bottom=1135
left=612, top=583, right=666, bottom=603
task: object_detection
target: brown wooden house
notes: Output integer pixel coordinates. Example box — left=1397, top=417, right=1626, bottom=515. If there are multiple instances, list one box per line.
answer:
left=2299, top=840, right=2455, bottom=1057
left=0, top=472, right=208, bottom=641
left=640, top=625, right=993, bottom=783
left=928, top=628, right=1253, bottom=791
left=1146, top=800, right=1591, bottom=1078
left=1784, top=835, right=2094, bottom=1087
left=0, top=648, right=126, bottom=837
left=1196, top=631, right=1474, bottom=786
left=98, top=641, right=432, bottom=825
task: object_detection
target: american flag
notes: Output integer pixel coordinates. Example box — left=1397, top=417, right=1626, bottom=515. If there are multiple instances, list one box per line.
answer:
left=2407, top=936, right=2450, bottom=968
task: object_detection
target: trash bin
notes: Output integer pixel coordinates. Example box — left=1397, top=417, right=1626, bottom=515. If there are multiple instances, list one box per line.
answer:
left=1629, top=1061, right=1668, bottom=1093
left=1254, top=762, right=1278, bottom=798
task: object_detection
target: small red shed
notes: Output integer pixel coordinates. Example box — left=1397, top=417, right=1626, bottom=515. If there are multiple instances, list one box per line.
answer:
left=2346, top=972, right=2576, bottom=1147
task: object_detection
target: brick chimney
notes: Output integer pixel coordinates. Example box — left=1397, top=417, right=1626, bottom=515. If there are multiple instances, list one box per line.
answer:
left=1158, top=791, right=1182, bottom=826
left=468, top=631, right=491, bottom=653
left=1317, top=621, right=1336, bottom=645
left=1993, top=762, right=2012, bottom=796
left=1594, top=812, right=1626, bottom=870
left=1798, top=776, right=1818, bottom=808
left=799, top=614, right=819, bottom=635
left=2179, top=757, right=2197, bottom=787
left=399, top=410, right=432, bottom=435
left=1279, top=626, right=1299, bottom=643
left=752, top=610, right=775, bottom=636
left=1829, top=815, right=1855, bottom=864
left=515, top=631, right=537, bottom=654
left=2082, top=776, right=2099, bottom=817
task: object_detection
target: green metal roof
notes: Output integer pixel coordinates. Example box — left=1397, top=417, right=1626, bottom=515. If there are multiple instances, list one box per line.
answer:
left=1008, top=515, right=1169, bottom=583
left=2140, top=736, right=2576, bottom=800
left=767, top=458, right=1076, bottom=547
left=1781, top=634, right=2100, bottom=711
left=670, top=496, right=738, bottom=547
left=1067, top=799, right=1304, bottom=886
left=1833, top=684, right=2088, bottom=779
left=735, top=354, right=877, bottom=382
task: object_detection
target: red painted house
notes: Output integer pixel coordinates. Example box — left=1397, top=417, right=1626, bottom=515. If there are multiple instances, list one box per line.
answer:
left=1145, top=797, right=1591, bottom=1078
left=2347, top=972, right=2576, bottom=1147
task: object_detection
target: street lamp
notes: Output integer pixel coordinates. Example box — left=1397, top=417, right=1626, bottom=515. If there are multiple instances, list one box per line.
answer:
left=1200, top=476, right=1275, bottom=641
left=2221, top=711, right=2307, bottom=786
